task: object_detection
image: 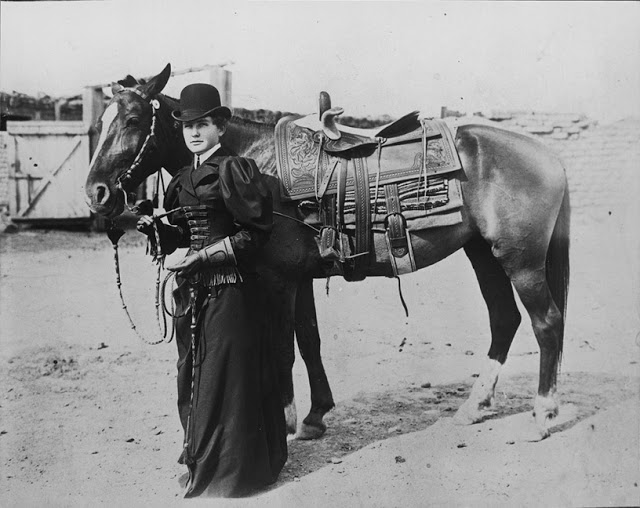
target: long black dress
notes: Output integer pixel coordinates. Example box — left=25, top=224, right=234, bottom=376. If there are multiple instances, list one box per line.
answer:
left=158, top=146, right=287, bottom=498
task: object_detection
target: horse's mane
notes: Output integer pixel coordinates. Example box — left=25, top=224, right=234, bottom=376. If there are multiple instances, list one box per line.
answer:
left=230, top=115, right=278, bottom=132
left=158, top=93, right=180, bottom=107
left=232, top=108, right=297, bottom=128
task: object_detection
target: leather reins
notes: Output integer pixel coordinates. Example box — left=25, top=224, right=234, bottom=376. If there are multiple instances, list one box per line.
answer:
left=106, top=88, right=183, bottom=346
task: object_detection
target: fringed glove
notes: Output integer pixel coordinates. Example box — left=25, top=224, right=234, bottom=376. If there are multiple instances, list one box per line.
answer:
left=165, top=237, right=236, bottom=279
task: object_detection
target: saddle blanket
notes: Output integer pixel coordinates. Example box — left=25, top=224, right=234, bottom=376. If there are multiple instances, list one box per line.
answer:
left=275, top=115, right=462, bottom=201
left=298, top=172, right=464, bottom=231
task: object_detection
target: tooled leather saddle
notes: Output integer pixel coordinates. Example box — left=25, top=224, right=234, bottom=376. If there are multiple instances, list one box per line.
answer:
left=274, top=92, right=463, bottom=281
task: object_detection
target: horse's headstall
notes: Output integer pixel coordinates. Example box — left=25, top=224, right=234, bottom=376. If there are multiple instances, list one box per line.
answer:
left=115, top=91, right=161, bottom=192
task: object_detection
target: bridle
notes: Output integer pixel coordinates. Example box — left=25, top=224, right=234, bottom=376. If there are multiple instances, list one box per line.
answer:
left=114, top=87, right=163, bottom=211
left=105, top=87, right=182, bottom=346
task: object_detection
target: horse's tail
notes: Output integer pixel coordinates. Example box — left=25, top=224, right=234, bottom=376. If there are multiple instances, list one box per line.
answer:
left=546, top=183, right=571, bottom=365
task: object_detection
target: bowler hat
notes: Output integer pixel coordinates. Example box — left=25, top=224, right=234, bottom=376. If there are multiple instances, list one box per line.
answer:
left=172, top=83, right=231, bottom=122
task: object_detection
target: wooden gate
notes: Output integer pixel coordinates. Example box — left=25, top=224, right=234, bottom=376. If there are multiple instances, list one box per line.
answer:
left=7, top=121, right=91, bottom=224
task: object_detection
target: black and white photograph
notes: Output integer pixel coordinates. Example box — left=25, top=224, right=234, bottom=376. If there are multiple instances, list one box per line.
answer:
left=1, top=1, right=638, bottom=506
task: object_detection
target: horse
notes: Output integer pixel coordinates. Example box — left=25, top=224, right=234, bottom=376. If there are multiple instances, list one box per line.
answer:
left=85, top=64, right=570, bottom=440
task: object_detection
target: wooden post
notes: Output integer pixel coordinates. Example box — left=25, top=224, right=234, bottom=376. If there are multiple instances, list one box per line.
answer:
left=83, top=85, right=108, bottom=231
left=208, top=67, right=232, bottom=108
left=83, top=86, right=105, bottom=155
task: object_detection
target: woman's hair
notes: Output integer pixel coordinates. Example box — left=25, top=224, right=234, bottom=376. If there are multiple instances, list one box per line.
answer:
left=210, top=115, right=229, bottom=131
left=177, top=115, right=228, bottom=130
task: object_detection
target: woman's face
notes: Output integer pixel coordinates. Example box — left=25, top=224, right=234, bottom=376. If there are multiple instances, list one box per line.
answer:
left=182, top=117, right=225, bottom=155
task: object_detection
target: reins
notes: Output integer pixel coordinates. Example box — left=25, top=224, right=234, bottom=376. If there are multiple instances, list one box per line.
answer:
left=106, top=89, right=182, bottom=346
left=107, top=223, right=171, bottom=345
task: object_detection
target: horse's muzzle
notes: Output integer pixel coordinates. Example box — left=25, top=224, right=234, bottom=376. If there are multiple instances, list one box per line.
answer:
left=86, top=181, right=125, bottom=218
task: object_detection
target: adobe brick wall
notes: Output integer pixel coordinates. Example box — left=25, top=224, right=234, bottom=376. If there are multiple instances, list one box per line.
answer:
left=483, top=110, right=596, bottom=140
left=543, top=117, right=640, bottom=226
left=447, top=111, right=639, bottom=228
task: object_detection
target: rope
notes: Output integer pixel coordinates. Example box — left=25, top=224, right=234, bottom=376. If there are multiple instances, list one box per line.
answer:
left=155, top=261, right=168, bottom=339
left=395, top=275, right=409, bottom=318
left=108, top=218, right=179, bottom=346
left=111, top=241, right=164, bottom=346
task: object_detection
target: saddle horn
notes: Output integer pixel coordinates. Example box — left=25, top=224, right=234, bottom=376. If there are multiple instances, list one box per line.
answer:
left=319, top=91, right=332, bottom=119
left=321, top=107, right=344, bottom=141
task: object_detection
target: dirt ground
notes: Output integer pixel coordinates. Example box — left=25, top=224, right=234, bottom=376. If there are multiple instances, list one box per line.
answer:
left=0, top=206, right=638, bottom=507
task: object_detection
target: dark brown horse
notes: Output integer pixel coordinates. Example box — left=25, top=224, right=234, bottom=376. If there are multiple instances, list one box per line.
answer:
left=85, top=64, right=570, bottom=440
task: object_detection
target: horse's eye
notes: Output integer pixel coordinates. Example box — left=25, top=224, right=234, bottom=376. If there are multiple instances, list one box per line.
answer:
left=126, top=117, right=140, bottom=128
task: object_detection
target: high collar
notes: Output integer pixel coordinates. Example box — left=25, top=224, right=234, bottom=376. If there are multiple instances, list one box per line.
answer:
left=179, top=145, right=235, bottom=198
left=194, top=143, right=221, bottom=167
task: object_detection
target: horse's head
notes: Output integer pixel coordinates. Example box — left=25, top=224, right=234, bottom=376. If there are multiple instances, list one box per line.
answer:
left=85, top=63, right=178, bottom=218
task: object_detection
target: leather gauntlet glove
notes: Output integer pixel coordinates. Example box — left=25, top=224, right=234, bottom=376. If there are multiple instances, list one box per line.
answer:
left=196, top=237, right=236, bottom=267
left=166, top=237, right=235, bottom=278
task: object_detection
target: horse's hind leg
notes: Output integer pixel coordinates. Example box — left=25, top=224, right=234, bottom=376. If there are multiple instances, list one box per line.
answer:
left=455, top=237, right=522, bottom=425
left=508, top=266, right=563, bottom=439
left=294, top=277, right=335, bottom=440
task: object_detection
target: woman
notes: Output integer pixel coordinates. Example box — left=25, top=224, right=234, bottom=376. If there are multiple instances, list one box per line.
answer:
left=137, top=83, right=287, bottom=498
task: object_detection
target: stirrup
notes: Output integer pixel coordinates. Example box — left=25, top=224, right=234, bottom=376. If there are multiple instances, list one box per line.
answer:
left=317, top=226, right=342, bottom=262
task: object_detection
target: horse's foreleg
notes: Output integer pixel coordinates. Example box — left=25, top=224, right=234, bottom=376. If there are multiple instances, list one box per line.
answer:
left=263, top=275, right=298, bottom=436
left=294, top=277, right=335, bottom=440
left=455, top=238, right=522, bottom=425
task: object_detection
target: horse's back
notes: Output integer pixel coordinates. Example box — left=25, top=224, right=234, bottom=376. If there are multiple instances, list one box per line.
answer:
left=455, top=123, right=568, bottom=255
left=456, top=123, right=565, bottom=179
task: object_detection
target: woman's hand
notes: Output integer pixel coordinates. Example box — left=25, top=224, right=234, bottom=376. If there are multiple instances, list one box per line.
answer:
left=136, top=215, right=155, bottom=237
left=166, top=253, right=202, bottom=278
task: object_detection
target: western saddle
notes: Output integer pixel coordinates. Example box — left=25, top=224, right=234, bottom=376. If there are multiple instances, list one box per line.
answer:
left=277, top=91, right=462, bottom=282
left=294, top=91, right=424, bottom=155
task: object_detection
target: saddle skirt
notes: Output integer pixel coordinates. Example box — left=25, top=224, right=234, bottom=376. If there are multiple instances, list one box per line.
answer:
left=275, top=115, right=462, bottom=201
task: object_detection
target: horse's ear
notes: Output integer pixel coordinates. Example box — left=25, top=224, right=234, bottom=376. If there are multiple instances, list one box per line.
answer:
left=118, top=75, right=139, bottom=87
left=140, top=63, right=172, bottom=98
left=111, top=82, right=124, bottom=95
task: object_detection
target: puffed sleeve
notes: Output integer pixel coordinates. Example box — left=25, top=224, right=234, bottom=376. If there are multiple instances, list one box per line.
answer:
left=218, top=156, right=273, bottom=259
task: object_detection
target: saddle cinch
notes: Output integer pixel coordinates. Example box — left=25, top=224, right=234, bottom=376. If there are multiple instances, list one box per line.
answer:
left=274, top=92, right=464, bottom=281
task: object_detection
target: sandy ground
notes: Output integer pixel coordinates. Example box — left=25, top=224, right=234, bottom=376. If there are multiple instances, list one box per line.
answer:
left=0, top=206, right=638, bottom=507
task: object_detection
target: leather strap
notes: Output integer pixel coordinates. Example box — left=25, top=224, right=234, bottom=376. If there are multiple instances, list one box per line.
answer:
left=318, top=195, right=340, bottom=262
left=320, top=195, right=336, bottom=228
left=337, top=158, right=348, bottom=230
left=348, top=156, right=371, bottom=281
left=384, top=184, right=408, bottom=257
left=384, top=183, right=416, bottom=275
left=317, top=159, right=340, bottom=200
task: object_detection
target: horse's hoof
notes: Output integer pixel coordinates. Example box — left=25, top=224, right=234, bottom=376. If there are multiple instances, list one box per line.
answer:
left=454, top=401, right=495, bottom=425
left=532, top=394, right=559, bottom=440
left=453, top=409, right=479, bottom=426
left=296, top=421, right=327, bottom=440
left=523, top=421, right=551, bottom=442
